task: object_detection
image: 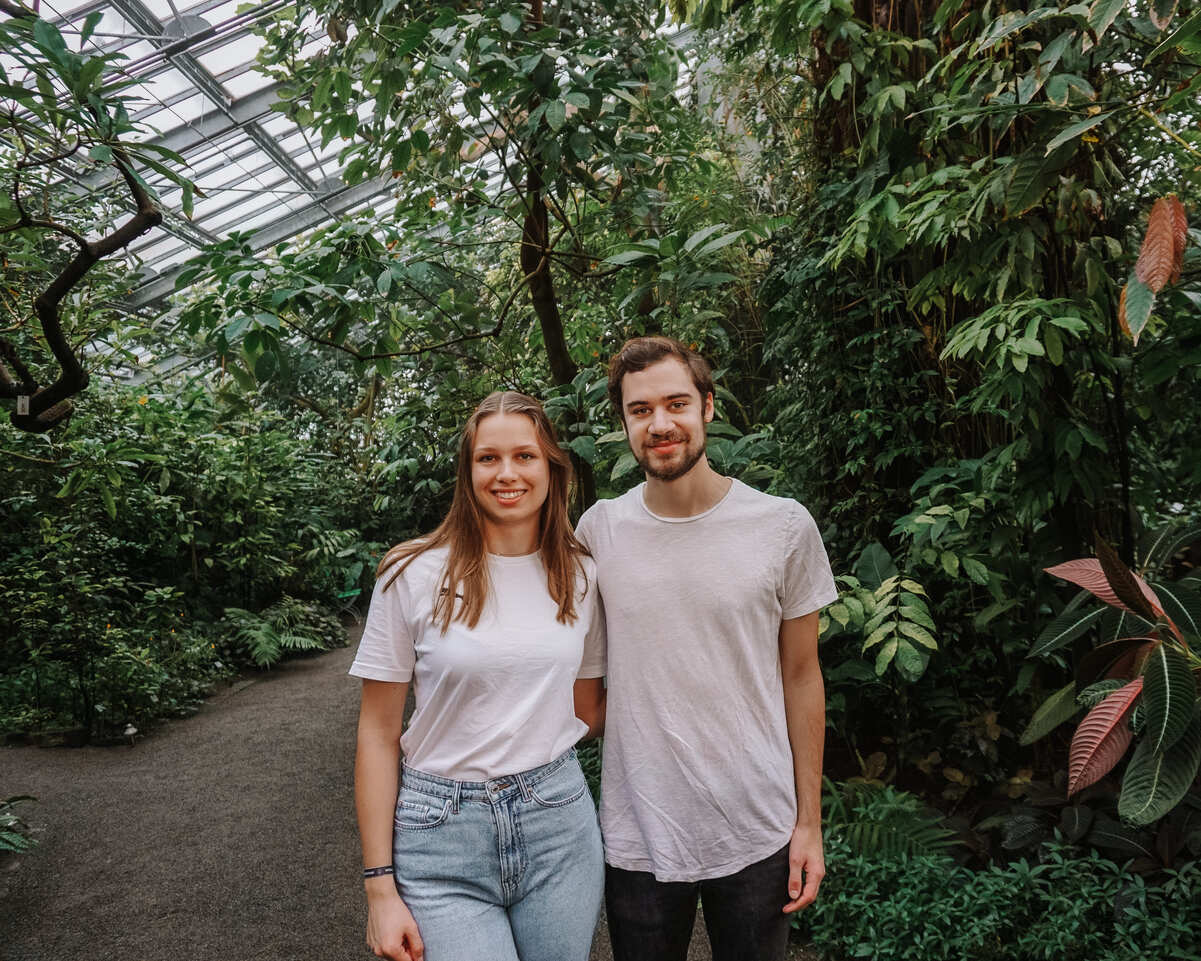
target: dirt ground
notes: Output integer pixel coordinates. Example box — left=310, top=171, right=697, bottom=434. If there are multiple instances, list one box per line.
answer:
left=1, top=633, right=816, bottom=961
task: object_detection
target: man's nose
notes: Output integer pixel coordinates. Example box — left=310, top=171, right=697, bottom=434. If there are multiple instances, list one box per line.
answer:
left=649, top=406, right=673, bottom=433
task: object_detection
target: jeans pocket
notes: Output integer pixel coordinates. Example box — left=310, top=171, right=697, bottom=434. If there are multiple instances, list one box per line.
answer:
left=394, top=796, right=451, bottom=830
left=529, top=768, right=588, bottom=809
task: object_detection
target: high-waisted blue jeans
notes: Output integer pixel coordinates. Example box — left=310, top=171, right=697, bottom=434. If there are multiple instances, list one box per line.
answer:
left=392, top=749, right=603, bottom=961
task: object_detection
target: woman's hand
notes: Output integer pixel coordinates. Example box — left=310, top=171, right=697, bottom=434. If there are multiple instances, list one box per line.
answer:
left=365, top=880, right=424, bottom=961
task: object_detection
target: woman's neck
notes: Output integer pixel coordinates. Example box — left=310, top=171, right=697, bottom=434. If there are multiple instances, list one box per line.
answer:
left=483, top=521, right=539, bottom=557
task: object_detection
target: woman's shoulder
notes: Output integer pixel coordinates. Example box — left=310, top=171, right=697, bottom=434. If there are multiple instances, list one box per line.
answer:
left=377, top=540, right=448, bottom=591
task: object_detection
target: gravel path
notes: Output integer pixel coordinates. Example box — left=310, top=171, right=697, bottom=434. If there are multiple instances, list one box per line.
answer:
left=1, top=634, right=813, bottom=961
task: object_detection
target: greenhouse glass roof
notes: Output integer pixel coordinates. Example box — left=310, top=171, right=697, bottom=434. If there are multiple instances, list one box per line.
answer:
left=12, top=0, right=395, bottom=314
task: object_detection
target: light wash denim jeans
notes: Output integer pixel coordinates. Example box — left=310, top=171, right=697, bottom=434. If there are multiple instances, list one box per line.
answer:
left=393, top=749, right=603, bottom=961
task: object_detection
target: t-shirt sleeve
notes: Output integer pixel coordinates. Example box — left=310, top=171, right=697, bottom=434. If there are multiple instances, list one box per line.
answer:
left=780, top=502, right=839, bottom=620
left=575, top=505, right=597, bottom=553
left=577, top=582, right=607, bottom=679
left=348, top=569, right=416, bottom=682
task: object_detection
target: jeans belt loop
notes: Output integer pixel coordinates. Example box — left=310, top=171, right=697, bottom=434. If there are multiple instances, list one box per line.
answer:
left=516, top=772, right=533, bottom=802
left=451, top=779, right=462, bottom=815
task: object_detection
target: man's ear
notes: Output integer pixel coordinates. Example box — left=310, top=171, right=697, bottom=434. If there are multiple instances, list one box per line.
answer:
left=703, top=392, right=714, bottom=423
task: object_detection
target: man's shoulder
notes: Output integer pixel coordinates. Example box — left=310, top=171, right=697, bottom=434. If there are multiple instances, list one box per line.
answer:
left=728, top=479, right=812, bottom=521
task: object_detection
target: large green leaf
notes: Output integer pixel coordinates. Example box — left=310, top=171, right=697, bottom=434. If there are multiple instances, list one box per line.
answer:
left=1044, top=112, right=1111, bottom=156
left=1005, top=152, right=1055, bottom=217
left=1122, top=275, right=1155, bottom=344
left=1030, top=604, right=1105, bottom=657
left=1142, top=645, right=1197, bottom=754
left=1020, top=681, right=1079, bottom=745
left=1085, top=815, right=1156, bottom=858
left=1150, top=580, right=1201, bottom=638
left=1119, top=714, right=1201, bottom=825
left=1140, top=521, right=1201, bottom=572
left=1146, top=10, right=1201, bottom=62
left=1098, top=608, right=1157, bottom=645
left=853, top=542, right=897, bottom=590
left=1086, top=0, right=1125, bottom=47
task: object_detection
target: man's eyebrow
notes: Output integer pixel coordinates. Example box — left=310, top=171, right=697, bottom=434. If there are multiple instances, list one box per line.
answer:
left=625, top=392, right=692, bottom=409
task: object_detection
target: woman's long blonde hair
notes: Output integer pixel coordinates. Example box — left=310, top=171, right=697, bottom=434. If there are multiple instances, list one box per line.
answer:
left=376, top=391, right=588, bottom=631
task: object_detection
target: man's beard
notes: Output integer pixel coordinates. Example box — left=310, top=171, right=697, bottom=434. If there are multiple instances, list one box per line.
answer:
left=635, top=431, right=706, bottom=482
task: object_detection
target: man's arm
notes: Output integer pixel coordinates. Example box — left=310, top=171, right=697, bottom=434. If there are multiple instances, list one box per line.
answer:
left=778, top=611, right=825, bottom=913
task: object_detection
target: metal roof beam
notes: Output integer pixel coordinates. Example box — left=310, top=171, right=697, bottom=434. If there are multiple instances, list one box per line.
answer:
left=126, top=177, right=395, bottom=310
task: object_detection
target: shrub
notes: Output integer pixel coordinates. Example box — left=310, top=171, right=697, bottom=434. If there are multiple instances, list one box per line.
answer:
left=796, top=837, right=1201, bottom=961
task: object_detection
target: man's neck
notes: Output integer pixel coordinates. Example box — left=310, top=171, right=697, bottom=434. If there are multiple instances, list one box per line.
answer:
left=642, top=459, right=733, bottom=519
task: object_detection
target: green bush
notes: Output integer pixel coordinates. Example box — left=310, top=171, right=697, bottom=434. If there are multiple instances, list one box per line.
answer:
left=0, top=796, right=38, bottom=854
left=797, top=838, right=1201, bottom=961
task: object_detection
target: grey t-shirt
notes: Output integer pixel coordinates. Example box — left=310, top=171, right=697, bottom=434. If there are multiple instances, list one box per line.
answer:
left=577, top=479, right=837, bottom=881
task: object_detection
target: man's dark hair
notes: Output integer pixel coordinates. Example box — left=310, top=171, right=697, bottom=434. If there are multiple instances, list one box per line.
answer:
left=607, top=336, right=714, bottom=420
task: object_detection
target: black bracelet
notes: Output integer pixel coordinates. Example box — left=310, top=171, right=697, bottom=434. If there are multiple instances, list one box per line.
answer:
left=362, top=865, right=395, bottom=879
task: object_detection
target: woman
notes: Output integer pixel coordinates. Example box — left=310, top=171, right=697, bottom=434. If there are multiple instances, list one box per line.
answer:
left=350, top=391, right=606, bottom=961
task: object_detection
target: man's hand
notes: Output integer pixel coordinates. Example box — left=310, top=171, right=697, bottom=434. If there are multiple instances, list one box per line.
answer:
left=782, top=821, right=825, bottom=913
left=365, top=880, right=424, bottom=961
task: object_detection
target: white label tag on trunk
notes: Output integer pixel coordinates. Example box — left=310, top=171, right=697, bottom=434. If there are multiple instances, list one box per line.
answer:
left=17, top=395, right=30, bottom=415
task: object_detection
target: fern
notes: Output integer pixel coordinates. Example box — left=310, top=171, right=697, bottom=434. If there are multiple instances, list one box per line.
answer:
left=824, top=779, right=957, bottom=859
left=222, top=597, right=343, bottom=668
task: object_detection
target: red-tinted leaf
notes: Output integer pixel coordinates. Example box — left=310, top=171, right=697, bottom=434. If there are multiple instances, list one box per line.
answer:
left=1046, top=559, right=1164, bottom=615
left=1068, top=677, right=1143, bottom=796
left=1076, top=636, right=1158, bottom=685
left=1096, top=535, right=1160, bottom=619
left=1168, top=195, right=1188, bottom=285
left=1136, top=197, right=1179, bottom=293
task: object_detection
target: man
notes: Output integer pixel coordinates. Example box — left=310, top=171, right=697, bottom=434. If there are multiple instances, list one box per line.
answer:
left=576, top=336, right=836, bottom=961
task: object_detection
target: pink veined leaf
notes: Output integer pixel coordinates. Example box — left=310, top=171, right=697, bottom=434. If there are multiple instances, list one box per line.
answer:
left=1045, top=559, right=1165, bottom=616
left=1068, top=677, right=1143, bottom=796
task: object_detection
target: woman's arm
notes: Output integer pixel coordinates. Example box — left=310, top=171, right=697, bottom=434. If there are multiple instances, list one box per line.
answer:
left=573, top=677, right=606, bottom=739
left=355, top=679, right=424, bottom=961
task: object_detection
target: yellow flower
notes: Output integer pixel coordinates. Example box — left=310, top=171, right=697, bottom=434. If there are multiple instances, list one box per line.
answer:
left=138, top=396, right=148, bottom=405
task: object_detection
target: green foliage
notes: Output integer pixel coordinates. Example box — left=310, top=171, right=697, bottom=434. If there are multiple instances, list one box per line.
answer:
left=796, top=838, right=1201, bottom=961
left=0, top=382, right=411, bottom=735
left=1023, top=540, right=1201, bottom=823
left=822, top=779, right=956, bottom=858
left=821, top=571, right=938, bottom=684
left=0, top=796, right=39, bottom=854
left=222, top=597, right=346, bottom=669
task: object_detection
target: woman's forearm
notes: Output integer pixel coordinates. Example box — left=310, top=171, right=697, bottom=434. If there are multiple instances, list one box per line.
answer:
left=355, top=680, right=409, bottom=872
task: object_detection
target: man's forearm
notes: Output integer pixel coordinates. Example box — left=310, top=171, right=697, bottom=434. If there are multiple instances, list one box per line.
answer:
left=784, top=666, right=825, bottom=826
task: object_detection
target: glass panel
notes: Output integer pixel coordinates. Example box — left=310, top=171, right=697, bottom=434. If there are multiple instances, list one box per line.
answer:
left=194, top=33, right=262, bottom=72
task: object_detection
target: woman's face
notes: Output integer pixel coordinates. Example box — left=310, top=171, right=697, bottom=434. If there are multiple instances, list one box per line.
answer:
left=470, top=412, right=551, bottom=537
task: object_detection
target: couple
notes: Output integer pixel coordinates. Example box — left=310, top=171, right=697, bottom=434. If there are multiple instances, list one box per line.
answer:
left=350, top=337, right=837, bottom=961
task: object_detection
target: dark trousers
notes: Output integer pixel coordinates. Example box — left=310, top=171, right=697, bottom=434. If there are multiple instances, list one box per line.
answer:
left=605, top=843, right=791, bottom=961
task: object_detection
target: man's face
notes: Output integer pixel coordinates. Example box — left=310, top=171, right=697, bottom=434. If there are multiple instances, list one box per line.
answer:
left=620, top=358, right=713, bottom=482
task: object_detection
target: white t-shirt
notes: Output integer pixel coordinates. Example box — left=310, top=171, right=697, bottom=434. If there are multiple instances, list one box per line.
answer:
left=348, top=546, right=606, bottom=781
left=577, top=479, right=837, bottom=882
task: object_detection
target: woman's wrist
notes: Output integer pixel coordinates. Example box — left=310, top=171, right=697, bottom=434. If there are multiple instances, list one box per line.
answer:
left=364, top=874, right=400, bottom=897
